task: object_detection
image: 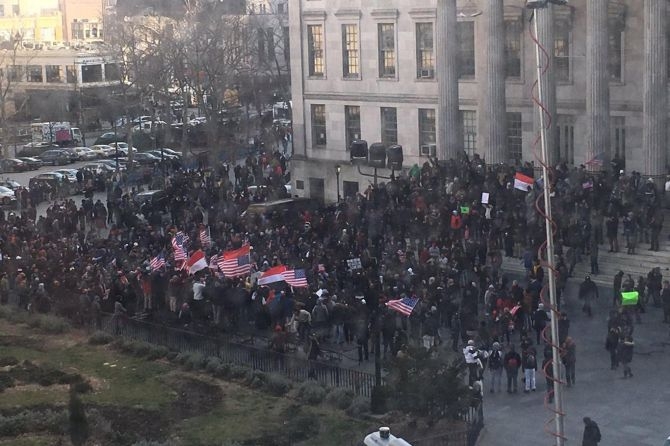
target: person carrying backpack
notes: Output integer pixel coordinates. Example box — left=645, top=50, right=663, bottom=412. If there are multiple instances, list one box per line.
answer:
left=488, top=342, right=503, bottom=393
left=582, top=417, right=601, bottom=445
left=522, top=347, right=537, bottom=392
left=503, top=344, right=521, bottom=393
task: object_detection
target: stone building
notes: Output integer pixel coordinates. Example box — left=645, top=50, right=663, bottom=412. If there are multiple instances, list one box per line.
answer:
left=288, top=0, right=668, bottom=202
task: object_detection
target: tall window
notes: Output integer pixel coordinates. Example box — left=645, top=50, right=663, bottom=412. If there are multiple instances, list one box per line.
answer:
left=461, top=110, right=477, bottom=156
left=612, top=116, right=626, bottom=160
left=378, top=23, right=396, bottom=78
left=66, top=65, right=77, bottom=83
left=608, top=29, right=624, bottom=82
left=345, top=105, right=361, bottom=148
left=457, top=22, right=475, bottom=78
left=283, top=26, right=290, bottom=65
left=416, top=23, right=434, bottom=79
left=266, top=28, right=274, bottom=62
left=45, top=65, right=61, bottom=83
left=555, top=115, right=574, bottom=164
left=507, top=112, right=523, bottom=161
left=307, top=25, right=324, bottom=77
left=257, top=28, right=266, bottom=64
left=554, top=19, right=570, bottom=82
left=8, top=65, right=23, bottom=82
left=342, top=24, right=359, bottom=78
left=311, top=105, right=327, bottom=147
left=26, top=65, right=42, bottom=83
left=418, top=109, right=436, bottom=149
left=380, top=107, right=397, bottom=145
left=504, top=19, right=522, bottom=78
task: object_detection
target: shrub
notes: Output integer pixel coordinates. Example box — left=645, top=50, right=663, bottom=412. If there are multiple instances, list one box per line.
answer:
left=264, top=374, right=292, bottom=396
left=146, top=345, right=169, bottom=360
left=346, top=396, right=370, bottom=417
left=88, top=331, right=113, bottom=345
left=205, top=357, right=223, bottom=375
left=244, top=370, right=267, bottom=389
left=166, top=351, right=179, bottom=361
left=131, top=341, right=152, bottom=357
left=283, top=409, right=320, bottom=442
left=326, top=388, right=354, bottom=410
left=29, top=314, right=71, bottom=334
left=296, top=382, right=327, bottom=405
left=0, top=372, right=14, bottom=392
left=0, top=356, right=19, bottom=367
left=174, top=353, right=189, bottom=365
left=0, top=409, right=67, bottom=437
left=215, top=363, right=231, bottom=378
left=228, top=365, right=248, bottom=379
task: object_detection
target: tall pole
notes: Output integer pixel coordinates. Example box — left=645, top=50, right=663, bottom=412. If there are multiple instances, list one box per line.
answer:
left=533, top=9, right=565, bottom=445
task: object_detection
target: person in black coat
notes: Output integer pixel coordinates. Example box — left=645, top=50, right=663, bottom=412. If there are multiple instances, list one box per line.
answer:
left=533, top=303, right=550, bottom=345
left=582, top=417, right=601, bottom=446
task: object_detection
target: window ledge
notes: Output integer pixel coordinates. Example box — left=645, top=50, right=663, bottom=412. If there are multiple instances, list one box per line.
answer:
left=377, top=77, right=398, bottom=82
left=415, top=78, right=436, bottom=82
left=342, top=76, right=361, bottom=81
left=307, top=75, right=326, bottom=80
left=458, top=77, right=477, bottom=83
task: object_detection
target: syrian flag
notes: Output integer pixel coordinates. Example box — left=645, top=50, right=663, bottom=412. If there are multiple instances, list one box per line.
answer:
left=258, top=265, right=287, bottom=285
left=184, top=249, right=208, bottom=275
left=514, top=172, right=534, bottom=191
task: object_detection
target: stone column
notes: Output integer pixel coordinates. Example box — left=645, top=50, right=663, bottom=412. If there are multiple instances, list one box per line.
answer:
left=643, top=0, right=667, bottom=178
left=485, top=0, right=507, bottom=164
left=534, top=5, right=557, bottom=166
left=437, top=0, right=461, bottom=160
left=586, top=0, right=610, bottom=169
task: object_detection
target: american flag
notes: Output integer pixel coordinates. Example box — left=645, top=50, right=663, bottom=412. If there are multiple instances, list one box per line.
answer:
left=209, top=254, right=218, bottom=271
left=282, top=269, right=308, bottom=288
left=217, top=245, right=252, bottom=277
left=199, top=226, right=211, bottom=248
left=171, top=232, right=188, bottom=262
left=386, top=296, right=419, bottom=316
left=149, top=255, right=166, bottom=272
left=585, top=152, right=605, bottom=167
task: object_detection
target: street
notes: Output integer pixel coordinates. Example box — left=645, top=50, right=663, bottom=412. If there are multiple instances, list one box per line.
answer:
left=477, top=279, right=670, bottom=446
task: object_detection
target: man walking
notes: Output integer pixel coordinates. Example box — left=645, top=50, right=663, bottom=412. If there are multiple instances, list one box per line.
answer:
left=582, top=417, right=602, bottom=446
left=579, top=276, right=599, bottom=317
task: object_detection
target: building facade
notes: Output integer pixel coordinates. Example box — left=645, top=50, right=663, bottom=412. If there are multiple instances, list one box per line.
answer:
left=59, top=0, right=105, bottom=42
left=289, top=0, right=668, bottom=202
left=0, top=0, right=63, bottom=43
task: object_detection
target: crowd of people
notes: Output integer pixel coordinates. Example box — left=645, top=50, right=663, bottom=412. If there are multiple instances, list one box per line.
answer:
left=0, top=150, right=668, bottom=428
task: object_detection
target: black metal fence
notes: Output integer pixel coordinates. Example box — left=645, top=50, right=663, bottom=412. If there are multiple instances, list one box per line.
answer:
left=410, top=404, right=484, bottom=446
left=101, top=314, right=377, bottom=397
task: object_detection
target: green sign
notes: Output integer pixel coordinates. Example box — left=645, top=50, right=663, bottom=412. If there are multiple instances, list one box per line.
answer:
left=460, top=206, right=470, bottom=214
left=621, top=291, right=639, bottom=306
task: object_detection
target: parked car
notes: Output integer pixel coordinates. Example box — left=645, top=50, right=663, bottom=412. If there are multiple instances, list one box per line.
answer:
left=0, top=185, right=16, bottom=205
left=147, top=149, right=179, bottom=161
left=18, top=142, right=59, bottom=157
left=53, top=169, right=79, bottom=183
left=94, top=132, right=125, bottom=145
left=134, top=189, right=169, bottom=212
left=162, top=148, right=183, bottom=157
left=109, top=142, right=138, bottom=155
left=16, top=157, right=43, bottom=169
left=29, top=172, right=72, bottom=195
left=0, top=158, right=27, bottom=173
left=73, top=147, right=98, bottom=160
left=90, top=145, right=114, bottom=158
left=80, top=163, right=116, bottom=175
left=58, top=148, right=79, bottom=163
left=0, top=180, right=24, bottom=191
left=134, top=152, right=161, bottom=165
left=38, top=149, right=71, bottom=166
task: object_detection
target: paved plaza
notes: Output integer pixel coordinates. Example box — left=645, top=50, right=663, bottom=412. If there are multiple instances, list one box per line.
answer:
left=477, top=280, right=670, bottom=446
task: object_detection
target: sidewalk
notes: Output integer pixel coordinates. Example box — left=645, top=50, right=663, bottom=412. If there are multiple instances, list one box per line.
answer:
left=477, top=280, right=670, bottom=446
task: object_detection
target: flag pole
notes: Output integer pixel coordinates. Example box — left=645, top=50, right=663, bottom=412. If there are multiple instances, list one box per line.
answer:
left=533, top=7, right=565, bottom=445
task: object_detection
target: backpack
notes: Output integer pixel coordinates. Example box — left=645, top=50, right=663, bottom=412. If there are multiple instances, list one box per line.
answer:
left=489, top=351, right=502, bottom=369
left=524, top=354, right=536, bottom=369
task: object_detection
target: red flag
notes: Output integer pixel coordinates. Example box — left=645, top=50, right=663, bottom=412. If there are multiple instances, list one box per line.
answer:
left=184, top=250, right=208, bottom=275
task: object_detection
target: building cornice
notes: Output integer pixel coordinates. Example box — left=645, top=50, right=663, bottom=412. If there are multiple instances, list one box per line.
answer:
left=408, top=8, right=436, bottom=20
left=302, top=10, right=327, bottom=21
left=334, top=9, right=361, bottom=20
left=370, top=8, right=399, bottom=21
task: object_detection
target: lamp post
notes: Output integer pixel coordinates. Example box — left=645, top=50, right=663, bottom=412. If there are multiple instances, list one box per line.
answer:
left=335, top=164, right=341, bottom=201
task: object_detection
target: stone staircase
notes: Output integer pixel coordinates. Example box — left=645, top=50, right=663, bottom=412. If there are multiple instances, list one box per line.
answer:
left=502, top=209, right=670, bottom=287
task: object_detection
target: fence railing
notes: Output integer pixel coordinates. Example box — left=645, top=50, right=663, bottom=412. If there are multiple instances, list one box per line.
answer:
left=410, top=404, right=484, bottom=446
left=101, top=314, right=377, bottom=397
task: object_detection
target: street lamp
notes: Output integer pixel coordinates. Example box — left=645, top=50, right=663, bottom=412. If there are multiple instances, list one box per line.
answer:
left=335, top=164, right=341, bottom=201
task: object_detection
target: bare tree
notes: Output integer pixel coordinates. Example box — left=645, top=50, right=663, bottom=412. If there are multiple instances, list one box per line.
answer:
left=0, top=37, right=31, bottom=157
